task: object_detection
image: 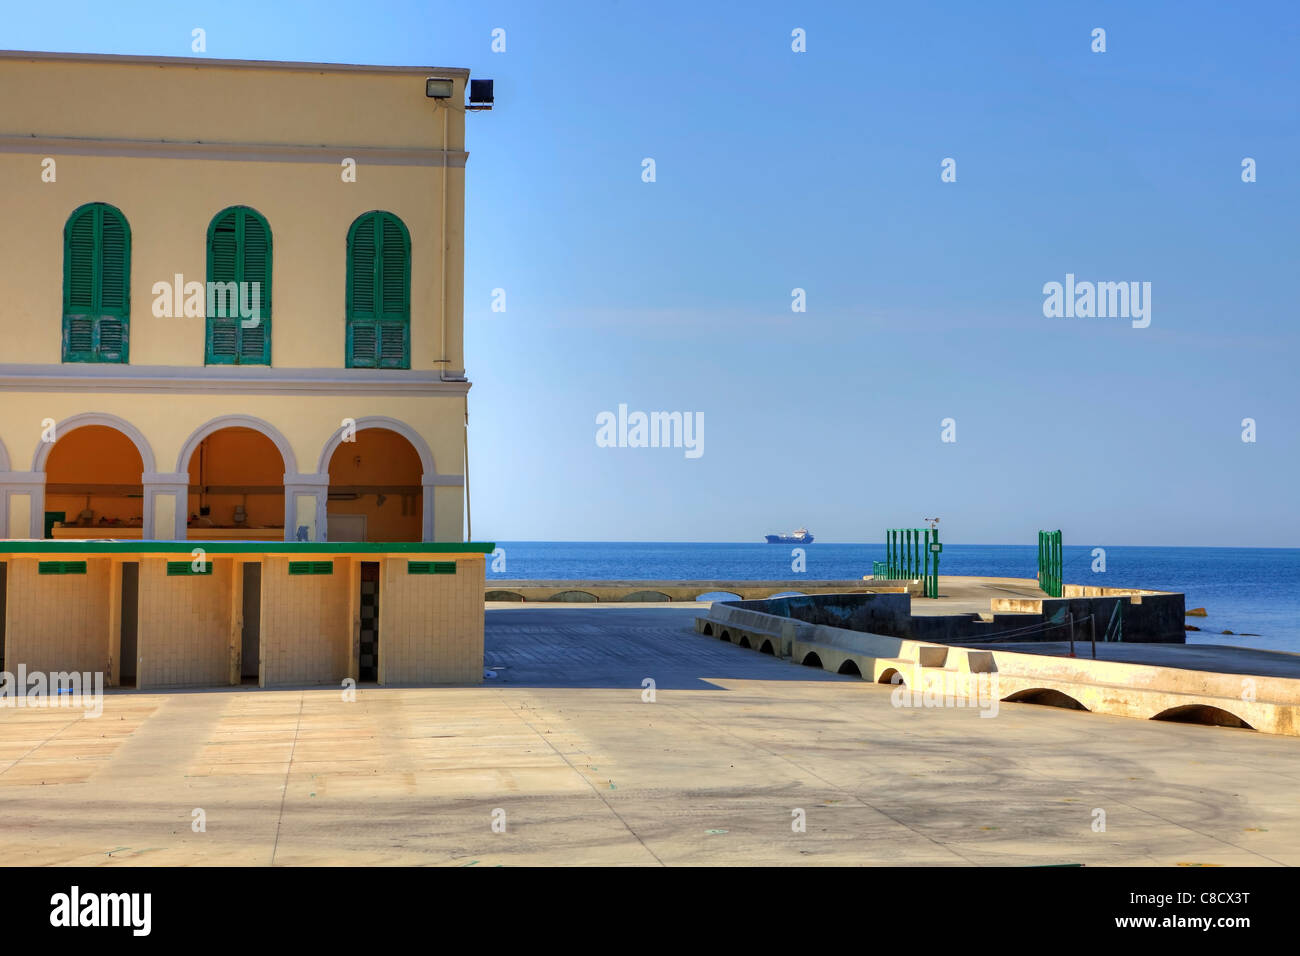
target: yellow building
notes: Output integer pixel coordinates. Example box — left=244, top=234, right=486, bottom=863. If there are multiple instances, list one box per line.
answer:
left=0, top=541, right=489, bottom=688
left=0, top=50, right=476, bottom=545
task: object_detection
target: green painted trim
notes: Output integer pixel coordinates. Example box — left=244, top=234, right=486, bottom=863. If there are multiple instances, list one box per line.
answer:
left=167, top=560, right=214, bottom=576
left=38, top=560, right=88, bottom=575
left=0, top=541, right=495, bottom=555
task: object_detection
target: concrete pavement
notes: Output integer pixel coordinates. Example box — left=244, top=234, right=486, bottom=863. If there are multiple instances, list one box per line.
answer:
left=1, top=606, right=1297, bottom=866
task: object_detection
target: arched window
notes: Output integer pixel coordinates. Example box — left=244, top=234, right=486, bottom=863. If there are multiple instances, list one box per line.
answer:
left=63, top=203, right=130, bottom=363
left=346, top=211, right=410, bottom=368
left=206, top=206, right=272, bottom=364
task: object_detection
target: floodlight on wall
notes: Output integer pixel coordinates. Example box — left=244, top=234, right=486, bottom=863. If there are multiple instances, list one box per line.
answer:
left=425, top=77, right=454, bottom=99
left=466, top=78, right=494, bottom=110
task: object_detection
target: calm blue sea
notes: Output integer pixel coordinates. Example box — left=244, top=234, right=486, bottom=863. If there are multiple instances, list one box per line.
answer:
left=488, top=542, right=1300, bottom=653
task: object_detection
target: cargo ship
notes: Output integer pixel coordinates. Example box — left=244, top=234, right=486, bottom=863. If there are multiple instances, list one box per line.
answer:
left=765, top=527, right=813, bottom=544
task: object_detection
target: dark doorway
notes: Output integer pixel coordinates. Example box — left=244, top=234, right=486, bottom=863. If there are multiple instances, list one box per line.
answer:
left=119, top=562, right=139, bottom=686
left=359, top=562, right=380, bottom=682
left=242, top=563, right=262, bottom=682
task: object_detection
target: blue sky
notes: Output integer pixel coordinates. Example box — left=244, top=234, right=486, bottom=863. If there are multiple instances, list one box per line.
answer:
left=9, top=1, right=1299, bottom=545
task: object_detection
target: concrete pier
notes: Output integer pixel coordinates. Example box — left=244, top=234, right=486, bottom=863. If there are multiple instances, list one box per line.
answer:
left=698, top=583, right=1300, bottom=736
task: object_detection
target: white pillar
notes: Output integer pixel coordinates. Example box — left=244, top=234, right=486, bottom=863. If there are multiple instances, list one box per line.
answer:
left=0, top=471, right=46, bottom=538
left=421, top=477, right=436, bottom=541
left=142, top=471, right=190, bottom=540
left=423, top=474, right=465, bottom=542
left=284, top=473, right=329, bottom=542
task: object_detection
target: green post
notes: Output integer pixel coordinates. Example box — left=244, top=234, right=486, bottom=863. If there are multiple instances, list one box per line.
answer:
left=1052, top=531, right=1057, bottom=596
left=923, top=528, right=930, bottom=596
left=1049, top=531, right=1055, bottom=596
left=933, top=528, right=940, bottom=597
left=1050, top=530, right=1060, bottom=598
left=921, top=528, right=929, bottom=591
left=1036, top=529, right=1062, bottom=598
left=1038, top=531, right=1045, bottom=590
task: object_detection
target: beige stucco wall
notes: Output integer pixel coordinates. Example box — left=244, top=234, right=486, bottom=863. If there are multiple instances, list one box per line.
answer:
left=0, top=52, right=473, bottom=543
left=2, top=545, right=489, bottom=691
left=136, top=556, right=233, bottom=689
left=0, top=54, right=466, bottom=372
left=0, top=393, right=464, bottom=480
left=3, top=556, right=112, bottom=674
left=259, top=555, right=352, bottom=686
left=0, top=155, right=465, bottom=370
left=0, top=56, right=466, bottom=151
left=379, top=554, right=485, bottom=685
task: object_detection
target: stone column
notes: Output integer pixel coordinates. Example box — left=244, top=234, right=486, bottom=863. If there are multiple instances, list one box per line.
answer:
left=0, top=471, right=46, bottom=538
left=284, top=473, right=329, bottom=542
left=142, top=471, right=191, bottom=540
left=423, top=474, right=466, bottom=542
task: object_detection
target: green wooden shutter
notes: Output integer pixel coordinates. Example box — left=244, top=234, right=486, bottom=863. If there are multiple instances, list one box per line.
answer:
left=207, top=206, right=272, bottom=365
left=38, top=561, right=88, bottom=575
left=240, top=211, right=271, bottom=363
left=347, top=215, right=379, bottom=366
left=65, top=211, right=95, bottom=311
left=377, top=214, right=410, bottom=368
left=347, top=212, right=409, bottom=369
left=63, top=203, right=130, bottom=363
left=98, top=209, right=129, bottom=361
left=207, top=209, right=239, bottom=362
left=350, top=216, right=377, bottom=318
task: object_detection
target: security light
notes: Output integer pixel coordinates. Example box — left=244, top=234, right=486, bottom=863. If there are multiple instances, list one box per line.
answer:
left=468, top=79, right=494, bottom=106
left=425, top=77, right=454, bottom=99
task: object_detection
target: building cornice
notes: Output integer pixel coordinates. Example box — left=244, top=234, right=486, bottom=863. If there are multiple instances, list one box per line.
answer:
left=0, top=364, right=471, bottom=396
left=0, top=135, right=467, bottom=167
left=0, top=50, right=470, bottom=77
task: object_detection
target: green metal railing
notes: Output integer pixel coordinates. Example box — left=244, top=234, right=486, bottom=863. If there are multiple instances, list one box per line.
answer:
left=878, top=528, right=940, bottom=598
left=1038, top=529, right=1062, bottom=597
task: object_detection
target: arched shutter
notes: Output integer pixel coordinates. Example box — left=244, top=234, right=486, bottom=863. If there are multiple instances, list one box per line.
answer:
left=206, top=206, right=272, bottom=365
left=377, top=215, right=410, bottom=367
left=63, top=203, right=130, bottom=363
left=240, top=212, right=271, bottom=363
left=63, top=208, right=96, bottom=358
left=97, top=210, right=128, bottom=361
left=207, top=209, right=239, bottom=360
left=347, top=212, right=409, bottom=368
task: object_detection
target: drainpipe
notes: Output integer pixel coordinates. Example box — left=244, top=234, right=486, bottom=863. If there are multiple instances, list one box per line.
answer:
left=435, top=99, right=468, bottom=384
left=440, top=99, right=449, bottom=377
left=464, top=398, right=471, bottom=541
